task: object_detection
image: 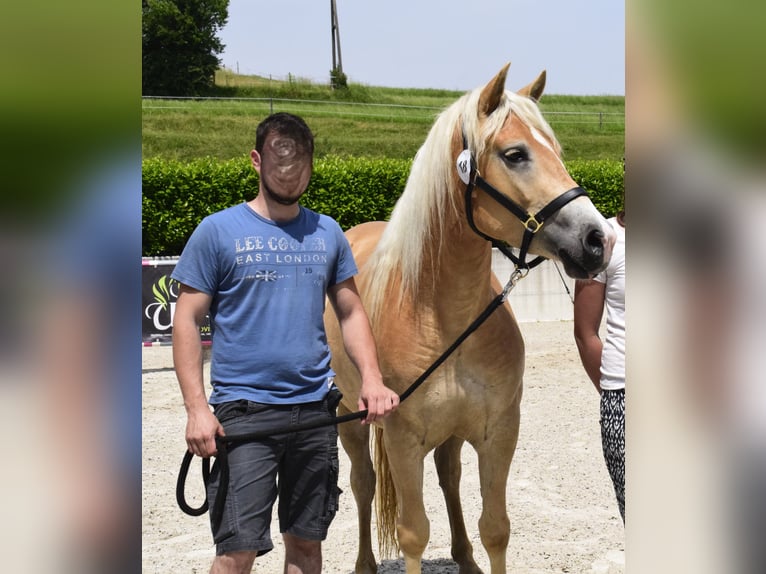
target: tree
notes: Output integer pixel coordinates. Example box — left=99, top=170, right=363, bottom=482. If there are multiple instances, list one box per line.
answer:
left=142, top=0, right=229, bottom=96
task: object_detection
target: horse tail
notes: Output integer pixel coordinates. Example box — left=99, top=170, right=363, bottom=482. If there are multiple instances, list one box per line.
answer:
left=373, top=426, right=399, bottom=558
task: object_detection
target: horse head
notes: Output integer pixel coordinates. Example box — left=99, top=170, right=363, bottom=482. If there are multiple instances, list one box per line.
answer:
left=461, top=63, right=616, bottom=278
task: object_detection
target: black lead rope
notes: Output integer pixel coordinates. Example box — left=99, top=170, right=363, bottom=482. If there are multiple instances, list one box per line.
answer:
left=176, top=269, right=527, bottom=533
left=176, top=404, right=370, bottom=529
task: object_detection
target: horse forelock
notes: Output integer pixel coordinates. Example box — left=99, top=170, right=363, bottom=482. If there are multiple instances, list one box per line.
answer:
left=468, top=89, right=561, bottom=157
left=363, top=86, right=559, bottom=321
left=503, top=90, right=562, bottom=155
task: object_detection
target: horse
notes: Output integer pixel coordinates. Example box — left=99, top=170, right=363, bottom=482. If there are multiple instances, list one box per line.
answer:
left=323, top=63, right=616, bottom=574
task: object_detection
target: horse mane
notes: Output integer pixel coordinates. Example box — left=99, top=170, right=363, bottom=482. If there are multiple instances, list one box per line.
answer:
left=363, top=86, right=561, bottom=322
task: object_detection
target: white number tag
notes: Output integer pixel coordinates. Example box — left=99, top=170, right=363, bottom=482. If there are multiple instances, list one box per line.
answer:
left=456, top=149, right=473, bottom=184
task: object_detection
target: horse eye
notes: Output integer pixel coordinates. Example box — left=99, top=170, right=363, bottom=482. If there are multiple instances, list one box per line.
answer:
left=504, top=150, right=528, bottom=164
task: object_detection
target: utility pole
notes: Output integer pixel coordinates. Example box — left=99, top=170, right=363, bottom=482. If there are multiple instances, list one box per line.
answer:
left=330, top=0, right=344, bottom=87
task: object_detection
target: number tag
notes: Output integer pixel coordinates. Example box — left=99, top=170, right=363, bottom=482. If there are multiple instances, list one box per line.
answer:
left=456, top=149, right=473, bottom=184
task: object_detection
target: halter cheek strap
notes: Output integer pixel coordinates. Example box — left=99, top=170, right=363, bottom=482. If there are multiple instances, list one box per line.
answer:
left=460, top=135, right=588, bottom=269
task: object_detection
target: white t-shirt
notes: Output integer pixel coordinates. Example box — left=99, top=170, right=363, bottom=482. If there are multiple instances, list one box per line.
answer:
left=595, top=217, right=625, bottom=390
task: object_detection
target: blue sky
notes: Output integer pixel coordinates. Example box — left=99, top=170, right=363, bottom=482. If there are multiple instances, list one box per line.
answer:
left=218, top=0, right=625, bottom=96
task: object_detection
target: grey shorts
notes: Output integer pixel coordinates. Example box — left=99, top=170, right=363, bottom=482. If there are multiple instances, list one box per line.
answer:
left=207, top=397, right=341, bottom=556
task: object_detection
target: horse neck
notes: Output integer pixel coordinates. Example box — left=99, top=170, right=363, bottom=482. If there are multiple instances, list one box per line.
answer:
left=419, top=202, right=495, bottom=325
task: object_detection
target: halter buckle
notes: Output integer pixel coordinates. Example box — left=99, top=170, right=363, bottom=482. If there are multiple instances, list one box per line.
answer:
left=523, top=215, right=543, bottom=233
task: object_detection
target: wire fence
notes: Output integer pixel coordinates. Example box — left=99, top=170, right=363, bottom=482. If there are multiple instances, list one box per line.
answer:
left=142, top=95, right=624, bottom=128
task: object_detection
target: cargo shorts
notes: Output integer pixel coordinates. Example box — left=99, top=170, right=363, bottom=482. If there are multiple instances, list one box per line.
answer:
left=207, top=394, right=342, bottom=556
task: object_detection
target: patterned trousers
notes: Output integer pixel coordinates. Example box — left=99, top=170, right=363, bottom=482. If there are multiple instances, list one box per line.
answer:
left=600, top=388, right=625, bottom=523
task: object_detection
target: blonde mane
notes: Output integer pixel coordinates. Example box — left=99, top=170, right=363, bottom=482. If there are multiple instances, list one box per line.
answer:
left=363, top=87, right=560, bottom=321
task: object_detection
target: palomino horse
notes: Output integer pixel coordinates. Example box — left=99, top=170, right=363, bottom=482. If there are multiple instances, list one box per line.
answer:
left=324, top=63, right=616, bottom=574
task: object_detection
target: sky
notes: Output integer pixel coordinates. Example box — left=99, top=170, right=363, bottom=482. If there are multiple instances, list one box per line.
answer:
left=217, top=0, right=625, bottom=96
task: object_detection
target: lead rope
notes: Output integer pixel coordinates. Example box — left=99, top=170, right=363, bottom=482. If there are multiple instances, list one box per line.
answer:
left=552, top=259, right=575, bottom=303
left=176, top=267, right=529, bottom=531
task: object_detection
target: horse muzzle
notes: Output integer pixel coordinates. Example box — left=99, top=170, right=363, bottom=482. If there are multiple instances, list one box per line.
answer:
left=557, top=221, right=616, bottom=279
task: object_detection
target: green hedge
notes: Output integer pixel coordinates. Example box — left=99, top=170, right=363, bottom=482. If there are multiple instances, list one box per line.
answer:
left=565, top=159, right=625, bottom=217
left=142, top=156, right=623, bottom=256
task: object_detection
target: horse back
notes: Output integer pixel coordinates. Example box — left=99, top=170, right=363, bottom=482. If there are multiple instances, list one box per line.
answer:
left=345, top=221, right=388, bottom=269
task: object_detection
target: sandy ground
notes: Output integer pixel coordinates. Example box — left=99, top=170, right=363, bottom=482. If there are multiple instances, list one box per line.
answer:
left=142, top=320, right=624, bottom=573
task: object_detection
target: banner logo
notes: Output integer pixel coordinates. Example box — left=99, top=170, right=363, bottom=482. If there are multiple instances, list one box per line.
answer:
left=141, top=259, right=211, bottom=344
left=144, top=274, right=178, bottom=331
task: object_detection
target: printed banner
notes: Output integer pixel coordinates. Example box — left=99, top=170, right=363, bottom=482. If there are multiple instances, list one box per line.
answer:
left=142, top=258, right=211, bottom=345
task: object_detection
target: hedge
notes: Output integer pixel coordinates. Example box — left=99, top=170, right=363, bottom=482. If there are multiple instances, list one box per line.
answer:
left=142, top=156, right=623, bottom=256
left=565, top=159, right=625, bottom=218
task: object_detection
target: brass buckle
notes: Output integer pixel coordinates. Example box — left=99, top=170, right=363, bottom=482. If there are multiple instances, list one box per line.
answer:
left=524, top=216, right=542, bottom=233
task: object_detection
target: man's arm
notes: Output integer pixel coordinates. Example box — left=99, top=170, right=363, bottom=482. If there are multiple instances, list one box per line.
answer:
left=172, top=284, right=223, bottom=457
left=573, top=279, right=606, bottom=393
left=327, top=277, right=399, bottom=424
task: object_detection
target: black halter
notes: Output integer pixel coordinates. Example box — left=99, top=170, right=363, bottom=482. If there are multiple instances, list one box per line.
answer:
left=458, top=134, right=588, bottom=269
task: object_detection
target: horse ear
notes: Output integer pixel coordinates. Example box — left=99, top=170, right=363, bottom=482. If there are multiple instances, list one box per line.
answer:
left=478, top=63, right=511, bottom=117
left=517, top=69, right=546, bottom=102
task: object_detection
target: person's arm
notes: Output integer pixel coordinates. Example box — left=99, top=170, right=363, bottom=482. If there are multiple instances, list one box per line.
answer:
left=327, top=277, right=400, bottom=424
left=172, top=284, right=224, bottom=457
left=573, top=278, right=606, bottom=393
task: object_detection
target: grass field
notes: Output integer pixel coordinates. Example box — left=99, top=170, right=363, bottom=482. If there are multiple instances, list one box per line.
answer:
left=142, top=70, right=624, bottom=162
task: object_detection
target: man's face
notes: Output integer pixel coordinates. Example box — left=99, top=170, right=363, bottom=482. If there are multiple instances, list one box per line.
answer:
left=256, top=132, right=313, bottom=206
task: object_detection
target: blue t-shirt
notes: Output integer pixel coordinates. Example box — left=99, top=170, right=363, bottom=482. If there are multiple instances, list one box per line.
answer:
left=171, top=203, right=357, bottom=405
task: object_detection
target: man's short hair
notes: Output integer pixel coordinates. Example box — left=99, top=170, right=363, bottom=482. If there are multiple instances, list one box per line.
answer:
left=255, top=113, right=314, bottom=156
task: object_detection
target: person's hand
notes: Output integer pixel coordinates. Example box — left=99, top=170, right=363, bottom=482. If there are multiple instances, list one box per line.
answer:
left=185, top=407, right=225, bottom=458
left=358, top=378, right=400, bottom=424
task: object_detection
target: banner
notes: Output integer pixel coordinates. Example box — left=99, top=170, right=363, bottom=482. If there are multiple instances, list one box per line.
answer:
left=142, top=258, right=211, bottom=345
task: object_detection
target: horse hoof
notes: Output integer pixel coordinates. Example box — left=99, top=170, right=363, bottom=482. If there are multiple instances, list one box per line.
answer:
left=355, top=559, right=377, bottom=574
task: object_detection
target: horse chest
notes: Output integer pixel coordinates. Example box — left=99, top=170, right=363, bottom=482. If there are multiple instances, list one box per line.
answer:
left=402, top=357, right=520, bottom=416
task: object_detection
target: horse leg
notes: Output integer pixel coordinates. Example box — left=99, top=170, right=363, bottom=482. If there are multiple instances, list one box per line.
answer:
left=384, top=441, right=429, bottom=574
left=337, top=402, right=378, bottom=574
left=433, top=437, right=482, bottom=574
left=474, top=407, right=521, bottom=574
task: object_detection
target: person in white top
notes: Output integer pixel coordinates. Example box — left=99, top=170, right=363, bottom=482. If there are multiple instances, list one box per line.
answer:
left=574, top=210, right=626, bottom=523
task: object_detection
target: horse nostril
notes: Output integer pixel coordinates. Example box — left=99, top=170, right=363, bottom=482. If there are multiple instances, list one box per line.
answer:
left=585, top=228, right=605, bottom=255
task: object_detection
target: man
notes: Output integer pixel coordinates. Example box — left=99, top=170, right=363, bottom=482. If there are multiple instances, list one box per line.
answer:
left=172, top=113, right=399, bottom=574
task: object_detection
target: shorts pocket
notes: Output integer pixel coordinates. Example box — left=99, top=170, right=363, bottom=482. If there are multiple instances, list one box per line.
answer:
left=320, top=438, right=342, bottom=529
left=207, top=458, right=238, bottom=543
left=213, top=400, right=249, bottom=425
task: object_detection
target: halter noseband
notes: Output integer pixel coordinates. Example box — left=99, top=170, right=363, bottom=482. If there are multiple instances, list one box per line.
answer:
left=458, top=132, right=587, bottom=269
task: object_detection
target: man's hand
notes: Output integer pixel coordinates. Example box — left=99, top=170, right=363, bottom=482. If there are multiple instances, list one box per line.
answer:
left=358, top=377, right=400, bottom=425
left=185, top=407, right=225, bottom=458
left=328, top=277, right=399, bottom=424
